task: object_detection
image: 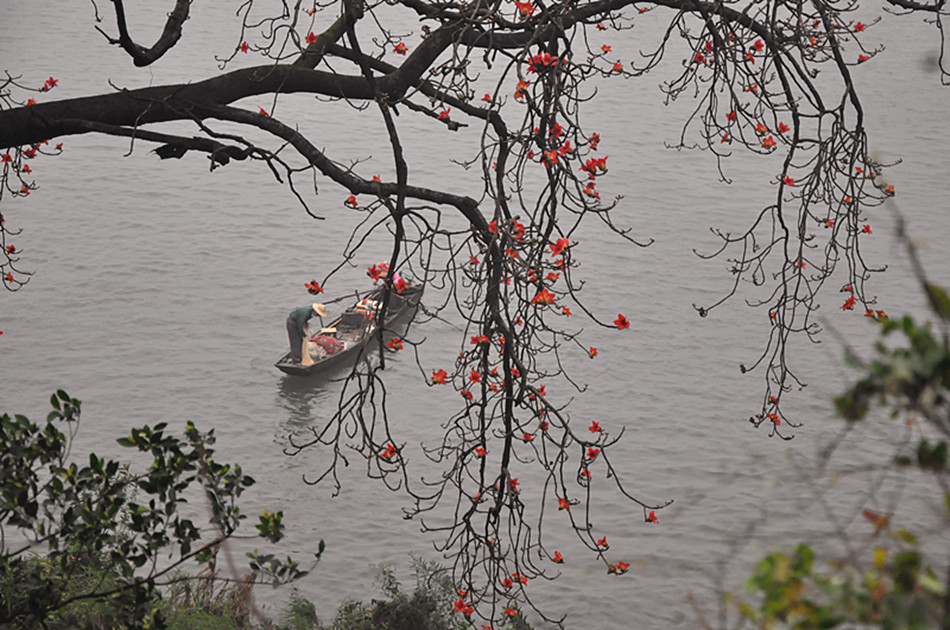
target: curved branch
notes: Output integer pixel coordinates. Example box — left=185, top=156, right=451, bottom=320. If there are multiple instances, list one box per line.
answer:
left=95, top=0, right=191, bottom=67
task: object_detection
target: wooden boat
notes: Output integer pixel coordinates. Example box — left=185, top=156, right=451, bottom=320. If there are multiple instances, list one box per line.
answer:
left=275, top=281, right=424, bottom=376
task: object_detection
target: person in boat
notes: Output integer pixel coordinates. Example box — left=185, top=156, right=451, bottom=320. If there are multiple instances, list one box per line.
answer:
left=286, top=302, right=328, bottom=364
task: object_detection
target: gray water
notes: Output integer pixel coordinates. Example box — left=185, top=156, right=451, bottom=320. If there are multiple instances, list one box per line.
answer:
left=2, top=2, right=949, bottom=627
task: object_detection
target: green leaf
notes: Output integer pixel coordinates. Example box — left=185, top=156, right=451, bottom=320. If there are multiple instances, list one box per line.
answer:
left=925, top=283, right=950, bottom=321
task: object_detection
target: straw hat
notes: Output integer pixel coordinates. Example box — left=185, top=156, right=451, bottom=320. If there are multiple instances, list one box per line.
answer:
left=312, top=303, right=328, bottom=317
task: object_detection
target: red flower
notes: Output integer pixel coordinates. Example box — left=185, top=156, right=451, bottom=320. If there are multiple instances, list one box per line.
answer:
left=19, top=185, right=29, bottom=196
left=522, top=432, right=534, bottom=443
left=514, top=0, right=535, bottom=17
left=858, top=54, right=869, bottom=63
left=509, top=477, right=520, bottom=492
left=305, top=32, right=318, bottom=44
left=380, top=443, right=398, bottom=459
left=782, top=175, right=795, bottom=186
left=589, top=132, right=601, bottom=150
left=1, top=154, right=10, bottom=163
left=461, top=390, right=474, bottom=401
left=693, top=51, right=705, bottom=64
left=514, top=79, right=530, bottom=100
left=552, top=551, right=564, bottom=563
left=437, top=109, right=451, bottom=121
left=474, top=445, right=486, bottom=456
left=259, top=107, right=269, bottom=116
left=558, top=498, right=570, bottom=510
left=394, top=42, right=408, bottom=55
left=432, top=369, right=448, bottom=384
left=481, top=93, right=492, bottom=102
left=596, top=23, right=606, bottom=30
left=589, top=420, right=602, bottom=433
left=761, top=135, right=776, bottom=149
left=240, top=41, right=249, bottom=53
left=589, top=347, right=598, bottom=357
left=387, top=337, right=403, bottom=350
left=841, top=296, right=856, bottom=311
left=25, top=98, right=35, bottom=106
left=587, top=447, right=599, bottom=459
left=550, top=238, right=570, bottom=256
left=753, top=39, right=765, bottom=52
left=613, top=61, right=624, bottom=73
left=862, top=224, right=872, bottom=234
left=505, top=608, right=518, bottom=616
left=43, top=77, right=58, bottom=90
left=304, top=279, right=324, bottom=294
left=597, top=536, right=608, bottom=548
left=854, top=21, right=865, bottom=32
left=527, top=52, right=559, bottom=73
left=502, top=578, right=513, bottom=589
left=470, top=334, right=490, bottom=345
left=532, top=289, right=556, bottom=305
left=647, top=510, right=658, bottom=523
left=755, top=123, right=768, bottom=135
left=468, top=369, right=482, bottom=383
left=614, top=314, right=629, bottom=329
left=5, top=272, right=12, bottom=282
left=344, top=195, right=358, bottom=208
left=608, top=561, right=631, bottom=574
left=777, top=122, right=790, bottom=134
left=394, top=276, right=408, bottom=293
left=453, top=598, right=466, bottom=612
left=726, top=111, right=737, bottom=121
left=561, top=306, right=572, bottom=317
left=884, top=185, right=895, bottom=195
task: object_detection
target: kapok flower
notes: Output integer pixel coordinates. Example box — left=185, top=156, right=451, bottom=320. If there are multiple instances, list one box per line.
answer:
left=502, top=577, right=513, bottom=589
left=432, top=369, right=448, bottom=384
left=43, top=77, right=58, bottom=90
left=1, top=154, right=10, bottom=163
left=532, top=289, right=556, bottom=305
left=777, top=122, right=790, bottom=134
left=380, top=443, right=398, bottom=459
left=614, top=314, right=629, bottom=329
left=589, top=347, right=598, bottom=357
left=505, top=608, right=518, bottom=616
left=613, top=61, right=624, bottom=73
left=474, top=446, right=486, bottom=457
left=601, top=44, right=612, bottom=53
left=647, top=510, right=659, bottom=523
left=855, top=21, right=866, bottom=31
left=862, top=224, right=872, bottom=234
left=608, top=561, right=631, bottom=574
left=305, top=279, right=324, bottom=294
left=25, top=98, right=35, bottom=106
left=514, top=0, right=535, bottom=17
left=344, top=195, right=358, bottom=208
left=858, top=54, right=869, bottom=63
left=549, top=238, right=570, bottom=257
left=597, top=536, right=608, bottom=548
left=552, top=551, right=564, bottom=563
left=305, top=32, right=318, bottom=44
left=589, top=420, right=602, bottom=433
left=726, top=111, right=737, bottom=121
left=514, top=79, right=530, bottom=100
left=387, top=337, right=403, bottom=350
left=240, top=41, right=250, bottom=53
left=259, top=107, right=269, bottom=116
left=481, top=93, right=492, bottom=102
left=394, top=42, right=408, bottom=55
left=522, top=432, right=534, bottom=443
left=782, top=175, right=795, bottom=186
left=694, top=51, right=705, bottom=64
left=755, top=123, right=768, bottom=135
left=469, top=369, right=482, bottom=383
left=562, top=306, right=572, bottom=317
left=884, top=185, right=895, bottom=195
left=509, top=477, right=520, bottom=492
left=761, top=135, right=777, bottom=149
left=461, top=390, right=474, bottom=402
left=528, top=52, right=559, bottom=73
left=587, top=447, right=600, bottom=459
left=558, top=498, right=570, bottom=510
left=841, top=296, right=856, bottom=311
left=470, top=334, right=490, bottom=345
left=437, top=109, right=451, bottom=121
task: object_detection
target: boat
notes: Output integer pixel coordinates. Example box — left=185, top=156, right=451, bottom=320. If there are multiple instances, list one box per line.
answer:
left=275, top=280, right=424, bottom=376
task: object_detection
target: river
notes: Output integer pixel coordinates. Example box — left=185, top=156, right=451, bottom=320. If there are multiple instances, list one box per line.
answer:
left=1, top=2, right=949, bottom=627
